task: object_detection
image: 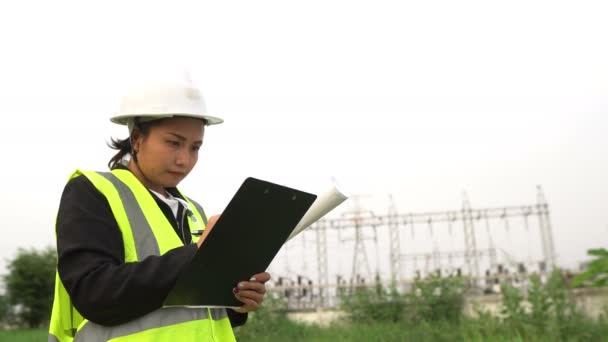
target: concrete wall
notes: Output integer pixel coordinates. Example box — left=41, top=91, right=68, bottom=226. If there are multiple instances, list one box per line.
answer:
left=571, top=287, right=608, bottom=319
left=286, top=287, right=608, bottom=325
left=464, top=287, right=608, bottom=319
left=287, top=309, right=347, bottom=327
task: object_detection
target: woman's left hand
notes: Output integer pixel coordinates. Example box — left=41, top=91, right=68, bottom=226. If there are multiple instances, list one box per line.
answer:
left=232, top=272, right=271, bottom=313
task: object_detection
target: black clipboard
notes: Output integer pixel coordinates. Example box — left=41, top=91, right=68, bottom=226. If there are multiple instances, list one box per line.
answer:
left=163, top=177, right=317, bottom=308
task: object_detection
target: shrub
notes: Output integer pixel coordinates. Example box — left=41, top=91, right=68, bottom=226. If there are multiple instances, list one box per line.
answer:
left=4, top=247, right=56, bottom=328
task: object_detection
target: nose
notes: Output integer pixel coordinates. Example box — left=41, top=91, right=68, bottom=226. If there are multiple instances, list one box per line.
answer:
left=175, top=147, right=191, bottom=167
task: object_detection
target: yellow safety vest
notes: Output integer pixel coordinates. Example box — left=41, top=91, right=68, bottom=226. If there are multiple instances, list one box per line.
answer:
left=48, top=169, right=236, bottom=342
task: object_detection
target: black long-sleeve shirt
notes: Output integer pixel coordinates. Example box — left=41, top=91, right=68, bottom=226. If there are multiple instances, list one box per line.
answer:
left=56, top=171, right=247, bottom=327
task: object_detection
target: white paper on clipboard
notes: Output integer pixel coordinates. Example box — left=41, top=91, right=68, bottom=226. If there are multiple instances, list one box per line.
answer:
left=287, top=181, right=348, bottom=240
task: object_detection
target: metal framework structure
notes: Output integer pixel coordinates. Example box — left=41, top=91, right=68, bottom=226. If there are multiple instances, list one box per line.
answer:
left=388, top=195, right=401, bottom=283
left=270, top=186, right=556, bottom=309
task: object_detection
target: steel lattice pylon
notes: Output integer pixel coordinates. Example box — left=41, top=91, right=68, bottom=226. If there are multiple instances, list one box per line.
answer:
left=315, top=220, right=328, bottom=306
left=536, top=185, right=556, bottom=271
left=462, top=192, right=480, bottom=283
left=388, top=195, right=401, bottom=283
left=273, top=187, right=558, bottom=311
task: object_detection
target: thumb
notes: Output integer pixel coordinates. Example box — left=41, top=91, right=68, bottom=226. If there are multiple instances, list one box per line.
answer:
left=207, top=215, right=220, bottom=230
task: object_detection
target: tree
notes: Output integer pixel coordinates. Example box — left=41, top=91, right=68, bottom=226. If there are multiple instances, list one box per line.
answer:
left=572, top=248, right=608, bottom=287
left=0, top=294, right=8, bottom=323
left=4, top=247, right=56, bottom=328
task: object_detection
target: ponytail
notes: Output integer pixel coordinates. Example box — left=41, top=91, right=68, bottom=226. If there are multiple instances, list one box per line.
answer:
left=107, top=118, right=163, bottom=169
left=107, top=137, right=132, bottom=169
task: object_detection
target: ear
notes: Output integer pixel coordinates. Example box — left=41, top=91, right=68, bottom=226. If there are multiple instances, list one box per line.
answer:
left=130, top=130, right=142, bottom=153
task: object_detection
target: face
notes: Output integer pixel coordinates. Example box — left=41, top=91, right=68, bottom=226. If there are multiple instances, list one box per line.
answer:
left=130, top=116, right=204, bottom=192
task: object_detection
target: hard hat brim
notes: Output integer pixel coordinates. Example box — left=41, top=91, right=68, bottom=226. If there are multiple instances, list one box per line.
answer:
left=110, top=113, right=224, bottom=126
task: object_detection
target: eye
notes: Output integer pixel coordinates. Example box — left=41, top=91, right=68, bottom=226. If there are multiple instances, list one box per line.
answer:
left=192, top=145, right=201, bottom=152
left=166, top=140, right=180, bottom=147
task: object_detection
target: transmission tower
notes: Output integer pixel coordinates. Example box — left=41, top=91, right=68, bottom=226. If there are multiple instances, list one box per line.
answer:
left=315, top=219, right=329, bottom=306
left=348, top=196, right=373, bottom=284
left=536, top=185, right=556, bottom=271
left=388, top=195, right=401, bottom=283
left=293, top=187, right=555, bottom=299
left=462, top=192, right=480, bottom=282
left=483, top=209, right=498, bottom=268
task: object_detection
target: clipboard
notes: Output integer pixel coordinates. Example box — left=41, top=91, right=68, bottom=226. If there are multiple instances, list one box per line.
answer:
left=163, top=177, right=317, bottom=308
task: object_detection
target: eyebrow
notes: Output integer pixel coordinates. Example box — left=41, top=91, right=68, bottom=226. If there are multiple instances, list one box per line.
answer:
left=168, top=132, right=203, bottom=144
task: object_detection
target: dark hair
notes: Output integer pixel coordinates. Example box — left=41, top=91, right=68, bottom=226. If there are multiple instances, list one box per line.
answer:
left=106, top=116, right=208, bottom=169
left=107, top=137, right=132, bottom=169
left=107, top=119, right=157, bottom=169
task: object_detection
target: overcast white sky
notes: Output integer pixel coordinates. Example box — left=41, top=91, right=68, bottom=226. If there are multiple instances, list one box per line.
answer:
left=0, top=0, right=607, bottom=278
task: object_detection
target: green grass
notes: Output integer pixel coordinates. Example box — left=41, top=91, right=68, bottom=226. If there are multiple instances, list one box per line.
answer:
left=2, top=318, right=608, bottom=342
left=0, top=329, right=47, bottom=342
left=234, top=317, right=608, bottom=342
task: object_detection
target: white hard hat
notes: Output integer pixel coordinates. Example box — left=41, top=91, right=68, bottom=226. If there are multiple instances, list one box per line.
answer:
left=110, top=71, right=223, bottom=127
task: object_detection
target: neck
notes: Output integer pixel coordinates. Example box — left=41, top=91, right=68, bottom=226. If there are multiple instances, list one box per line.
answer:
left=127, top=160, right=166, bottom=196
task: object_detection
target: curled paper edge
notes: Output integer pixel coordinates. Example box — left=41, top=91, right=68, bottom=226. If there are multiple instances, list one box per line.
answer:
left=287, top=182, right=348, bottom=241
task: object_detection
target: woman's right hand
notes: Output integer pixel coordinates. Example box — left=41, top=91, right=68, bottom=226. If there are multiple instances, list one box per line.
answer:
left=196, top=215, right=220, bottom=248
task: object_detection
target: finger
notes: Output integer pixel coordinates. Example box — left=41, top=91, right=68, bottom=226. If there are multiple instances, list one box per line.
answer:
left=235, top=294, right=260, bottom=312
left=235, top=290, right=264, bottom=304
left=249, top=272, right=271, bottom=283
left=232, top=305, right=256, bottom=314
left=237, top=281, right=267, bottom=294
left=232, top=307, right=247, bottom=313
left=198, top=215, right=222, bottom=247
left=206, top=215, right=221, bottom=230
left=235, top=296, right=260, bottom=310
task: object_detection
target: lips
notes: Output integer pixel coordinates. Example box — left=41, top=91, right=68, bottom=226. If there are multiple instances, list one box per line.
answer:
left=168, top=171, right=186, bottom=176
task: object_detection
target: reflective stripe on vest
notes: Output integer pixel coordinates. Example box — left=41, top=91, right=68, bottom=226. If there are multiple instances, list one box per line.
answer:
left=49, top=169, right=235, bottom=342
left=74, top=307, right=228, bottom=341
left=98, top=171, right=161, bottom=259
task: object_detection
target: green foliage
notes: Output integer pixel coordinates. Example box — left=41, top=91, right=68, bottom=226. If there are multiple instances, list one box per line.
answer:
left=499, top=279, right=526, bottom=322
left=338, top=276, right=465, bottom=324
left=572, top=248, right=608, bottom=287
left=234, top=295, right=313, bottom=341
left=338, top=282, right=405, bottom=323
left=0, top=329, right=48, bottom=342
left=0, top=294, right=8, bottom=323
left=4, top=247, right=56, bottom=328
left=234, top=311, right=608, bottom=342
left=497, top=269, right=608, bottom=341
left=230, top=270, right=608, bottom=341
left=64, top=274, right=600, bottom=342
left=405, top=275, right=465, bottom=323
left=527, top=275, right=555, bottom=331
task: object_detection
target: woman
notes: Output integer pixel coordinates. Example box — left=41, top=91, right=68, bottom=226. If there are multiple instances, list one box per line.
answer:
left=48, top=73, right=269, bottom=341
